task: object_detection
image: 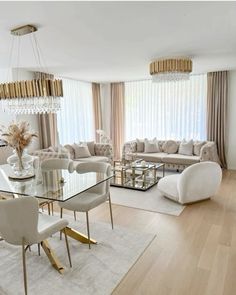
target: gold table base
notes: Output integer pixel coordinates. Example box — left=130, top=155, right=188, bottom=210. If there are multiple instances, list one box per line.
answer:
left=41, top=240, right=65, bottom=274
left=65, top=226, right=97, bottom=244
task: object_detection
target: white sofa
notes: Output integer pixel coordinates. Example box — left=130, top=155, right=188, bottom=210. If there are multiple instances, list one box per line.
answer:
left=122, top=139, right=220, bottom=170
left=31, top=143, right=113, bottom=165
left=157, top=162, right=222, bottom=204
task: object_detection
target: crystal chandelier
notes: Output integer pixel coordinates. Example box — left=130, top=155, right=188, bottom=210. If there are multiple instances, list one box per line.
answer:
left=150, top=58, right=192, bottom=82
left=0, top=24, right=63, bottom=114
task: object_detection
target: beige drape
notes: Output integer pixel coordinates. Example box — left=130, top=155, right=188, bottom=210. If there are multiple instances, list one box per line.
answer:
left=92, top=83, right=102, bottom=142
left=38, top=113, right=59, bottom=148
left=111, top=82, right=125, bottom=160
left=207, top=71, right=228, bottom=168
left=35, top=72, right=59, bottom=149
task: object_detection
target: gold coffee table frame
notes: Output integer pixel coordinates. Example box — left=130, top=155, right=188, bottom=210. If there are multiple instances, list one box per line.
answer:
left=111, top=160, right=165, bottom=191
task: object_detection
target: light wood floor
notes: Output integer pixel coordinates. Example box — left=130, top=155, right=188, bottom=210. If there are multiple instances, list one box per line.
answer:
left=75, top=169, right=236, bottom=295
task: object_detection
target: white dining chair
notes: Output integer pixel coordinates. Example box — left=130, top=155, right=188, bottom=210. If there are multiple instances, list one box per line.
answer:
left=40, top=158, right=74, bottom=215
left=59, top=162, right=113, bottom=248
left=0, top=196, right=72, bottom=295
left=41, top=158, right=74, bottom=173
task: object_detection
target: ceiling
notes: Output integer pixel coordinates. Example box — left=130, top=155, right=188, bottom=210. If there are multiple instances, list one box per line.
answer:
left=0, top=1, right=236, bottom=82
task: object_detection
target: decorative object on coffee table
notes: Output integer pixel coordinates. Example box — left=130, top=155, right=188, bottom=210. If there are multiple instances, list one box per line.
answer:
left=0, top=121, right=37, bottom=178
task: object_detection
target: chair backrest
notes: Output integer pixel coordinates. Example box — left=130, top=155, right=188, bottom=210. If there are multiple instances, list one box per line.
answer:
left=178, top=161, right=222, bottom=203
left=0, top=197, right=39, bottom=245
left=41, top=158, right=74, bottom=173
left=75, top=162, right=111, bottom=195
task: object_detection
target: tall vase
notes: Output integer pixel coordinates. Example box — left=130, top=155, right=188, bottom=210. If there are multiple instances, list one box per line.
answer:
left=7, top=149, right=34, bottom=177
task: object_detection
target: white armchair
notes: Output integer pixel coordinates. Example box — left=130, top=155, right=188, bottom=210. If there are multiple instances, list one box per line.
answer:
left=157, top=162, right=222, bottom=204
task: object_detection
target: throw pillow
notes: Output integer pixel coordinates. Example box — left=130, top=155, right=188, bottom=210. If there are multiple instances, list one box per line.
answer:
left=136, top=138, right=144, bottom=152
left=162, top=140, right=179, bottom=154
left=64, top=144, right=75, bottom=159
left=73, top=143, right=91, bottom=159
left=178, top=139, right=193, bottom=156
left=144, top=138, right=160, bottom=153
left=80, top=141, right=95, bottom=156
left=193, top=141, right=206, bottom=156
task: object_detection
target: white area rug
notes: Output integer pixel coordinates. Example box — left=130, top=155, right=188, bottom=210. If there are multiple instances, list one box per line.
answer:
left=0, top=215, right=155, bottom=295
left=110, top=183, right=185, bottom=216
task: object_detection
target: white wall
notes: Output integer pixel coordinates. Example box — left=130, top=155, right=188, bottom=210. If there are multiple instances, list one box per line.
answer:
left=226, top=70, right=236, bottom=170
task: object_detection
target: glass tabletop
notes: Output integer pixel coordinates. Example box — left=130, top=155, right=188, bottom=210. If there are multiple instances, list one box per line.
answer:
left=0, top=164, right=112, bottom=202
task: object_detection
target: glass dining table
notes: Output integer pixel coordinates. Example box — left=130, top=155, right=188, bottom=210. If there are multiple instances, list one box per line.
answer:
left=0, top=164, right=112, bottom=273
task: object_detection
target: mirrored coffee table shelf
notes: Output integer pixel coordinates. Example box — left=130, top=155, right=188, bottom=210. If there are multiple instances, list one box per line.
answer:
left=111, top=161, right=165, bottom=191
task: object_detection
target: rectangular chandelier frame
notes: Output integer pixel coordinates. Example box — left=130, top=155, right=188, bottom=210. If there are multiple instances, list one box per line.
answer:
left=0, top=79, right=63, bottom=99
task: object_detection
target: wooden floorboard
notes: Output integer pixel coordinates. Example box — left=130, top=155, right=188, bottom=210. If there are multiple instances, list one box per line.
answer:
left=61, top=169, right=236, bottom=295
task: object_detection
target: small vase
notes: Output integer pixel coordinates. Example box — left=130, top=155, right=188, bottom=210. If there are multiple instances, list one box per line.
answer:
left=7, top=149, right=34, bottom=177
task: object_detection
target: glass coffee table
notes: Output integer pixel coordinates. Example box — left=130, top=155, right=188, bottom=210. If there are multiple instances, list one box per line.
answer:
left=111, top=160, right=165, bottom=191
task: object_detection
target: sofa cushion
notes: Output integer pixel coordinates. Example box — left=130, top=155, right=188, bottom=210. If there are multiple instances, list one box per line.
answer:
left=74, top=143, right=91, bottom=159
left=64, top=144, right=75, bottom=159
left=162, top=140, right=179, bottom=154
left=158, top=174, right=180, bottom=202
left=162, top=154, right=200, bottom=165
left=193, top=141, right=206, bottom=156
left=135, top=152, right=167, bottom=162
left=74, top=156, right=108, bottom=163
left=178, top=139, right=193, bottom=156
left=136, top=138, right=144, bottom=152
left=80, top=141, right=95, bottom=156
left=144, top=138, right=160, bottom=153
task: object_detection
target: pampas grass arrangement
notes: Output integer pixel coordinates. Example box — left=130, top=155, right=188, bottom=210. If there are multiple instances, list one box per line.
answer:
left=0, top=121, right=37, bottom=170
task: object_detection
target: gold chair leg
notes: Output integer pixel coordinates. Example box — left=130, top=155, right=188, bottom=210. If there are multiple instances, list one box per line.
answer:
left=73, top=211, right=77, bottom=221
left=51, top=202, right=54, bottom=215
left=108, top=193, right=114, bottom=230
left=85, top=212, right=91, bottom=249
left=63, top=229, right=72, bottom=267
left=60, top=208, right=63, bottom=240
left=38, top=243, right=41, bottom=256
left=47, top=203, right=51, bottom=215
left=22, top=238, right=28, bottom=295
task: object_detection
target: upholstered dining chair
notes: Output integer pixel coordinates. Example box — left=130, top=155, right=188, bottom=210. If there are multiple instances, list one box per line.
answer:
left=41, top=158, right=74, bottom=172
left=40, top=158, right=74, bottom=215
left=157, top=161, right=222, bottom=204
left=59, top=162, right=113, bottom=249
left=0, top=196, right=72, bottom=295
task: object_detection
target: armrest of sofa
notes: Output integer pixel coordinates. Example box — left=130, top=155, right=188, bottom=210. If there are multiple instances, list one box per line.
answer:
left=30, top=150, right=69, bottom=162
left=94, top=143, right=113, bottom=161
left=122, top=140, right=137, bottom=161
left=200, top=141, right=221, bottom=164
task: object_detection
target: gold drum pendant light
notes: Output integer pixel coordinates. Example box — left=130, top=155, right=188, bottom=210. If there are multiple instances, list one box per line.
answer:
left=150, top=58, right=192, bottom=82
left=0, top=24, right=63, bottom=114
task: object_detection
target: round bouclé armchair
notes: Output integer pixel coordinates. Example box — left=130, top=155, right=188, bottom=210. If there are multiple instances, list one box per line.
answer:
left=157, top=161, right=222, bottom=204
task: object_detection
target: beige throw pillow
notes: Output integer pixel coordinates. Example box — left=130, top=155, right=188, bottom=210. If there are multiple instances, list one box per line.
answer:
left=80, top=141, right=95, bottom=156
left=64, top=144, right=75, bottom=159
left=193, top=141, right=206, bottom=156
left=73, top=143, right=91, bottom=159
left=136, top=138, right=144, bottom=152
left=144, top=138, right=160, bottom=153
left=178, top=139, right=193, bottom=156
left=162, top=140, right=179, bottom=154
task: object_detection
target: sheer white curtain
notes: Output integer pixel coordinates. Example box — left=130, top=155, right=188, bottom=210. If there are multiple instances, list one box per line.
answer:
left=57, top=78, right=95, bottom=145
left=125, top=74, right=207, bottom=141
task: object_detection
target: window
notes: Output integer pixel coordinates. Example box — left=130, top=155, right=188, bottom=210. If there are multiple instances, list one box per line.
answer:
left=125, top=74, right=207, bottom=141
left=57, top=78, right=95, bottom=144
